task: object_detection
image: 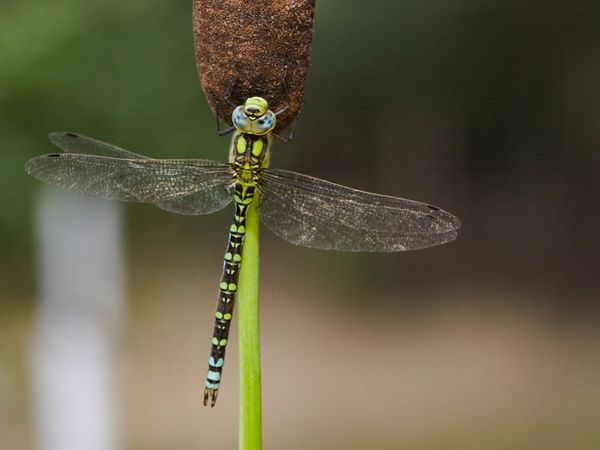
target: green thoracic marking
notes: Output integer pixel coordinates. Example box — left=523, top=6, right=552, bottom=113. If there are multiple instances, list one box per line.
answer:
left=237, top=135, right=247, bottom=154
left=251, top=139, right=263, bottom=157
left=25, top=96, right=460, bottom=410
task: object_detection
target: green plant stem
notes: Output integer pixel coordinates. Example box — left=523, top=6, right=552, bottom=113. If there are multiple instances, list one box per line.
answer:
left=238, top=200, right=262, bottom=450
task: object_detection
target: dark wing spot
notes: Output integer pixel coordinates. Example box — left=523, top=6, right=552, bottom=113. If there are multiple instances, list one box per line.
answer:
left=47, top=153, right=62, bottom=158
left=258, top=120, right=265, bottom=125
left=66, top=132, right=79, bottom=138
left=428, top=205, right=440, bottom=211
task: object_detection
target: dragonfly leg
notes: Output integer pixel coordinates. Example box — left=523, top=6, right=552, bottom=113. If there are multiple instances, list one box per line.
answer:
left=213, top=97, right=236, bottom=136
left=218, top=126, right=236, bottom=137
left=224, top=68, right=241, bottom=108
left=273, top=64, right=290, bottom=116
left=274, top=100, right=303, bottom=142
left=273, top=66, right=304, bottom=141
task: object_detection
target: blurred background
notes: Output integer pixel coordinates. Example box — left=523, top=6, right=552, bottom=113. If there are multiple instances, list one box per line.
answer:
left=2, top=0, right=600, bottom=449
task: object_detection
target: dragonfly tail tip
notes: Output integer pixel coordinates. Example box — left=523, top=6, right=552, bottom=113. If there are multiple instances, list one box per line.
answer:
left=203, top=387, right=219, bottom=407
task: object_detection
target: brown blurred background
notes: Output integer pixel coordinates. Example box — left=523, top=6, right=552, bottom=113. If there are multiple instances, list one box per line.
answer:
left=1, top=1, right=600, bottom=449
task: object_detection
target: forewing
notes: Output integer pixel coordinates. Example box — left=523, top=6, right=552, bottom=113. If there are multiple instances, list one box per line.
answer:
left=49, top=131, right=148, bottom=159
left=26, top=153, right=233, bottom=215
left=259, top=169, right=460, bottom=252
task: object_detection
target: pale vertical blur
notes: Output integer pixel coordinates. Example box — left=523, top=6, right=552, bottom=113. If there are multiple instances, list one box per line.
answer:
left=30, top=189, right=124, bottom=450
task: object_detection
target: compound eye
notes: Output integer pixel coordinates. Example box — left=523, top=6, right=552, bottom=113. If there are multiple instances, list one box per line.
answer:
left=253, top=111, right=276, bottom=134
left=232, top=106, right=251, bottom=132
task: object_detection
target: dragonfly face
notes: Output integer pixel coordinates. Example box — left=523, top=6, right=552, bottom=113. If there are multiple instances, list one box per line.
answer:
left=243, top=96, right=269, bottom=117
left=232, top=96, right=276, bottom=135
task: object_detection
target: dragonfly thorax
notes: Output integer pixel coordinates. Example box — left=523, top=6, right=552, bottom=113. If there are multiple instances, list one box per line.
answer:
left=235, top=165, right=256, bottom=185
left=232, top=97, right=276, bottom=136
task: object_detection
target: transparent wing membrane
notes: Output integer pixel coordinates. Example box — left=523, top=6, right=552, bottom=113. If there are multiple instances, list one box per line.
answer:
left=27, top=132, right=460, bottom=248
left=49, top=131, right=149, bottom=159
left=259, top=169, right=460, bottom=252
left=26, top=153, right=234, bottom=215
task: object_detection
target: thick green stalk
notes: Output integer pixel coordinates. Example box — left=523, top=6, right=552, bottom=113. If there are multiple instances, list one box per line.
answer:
left=238, top=199, right=261, bottom=450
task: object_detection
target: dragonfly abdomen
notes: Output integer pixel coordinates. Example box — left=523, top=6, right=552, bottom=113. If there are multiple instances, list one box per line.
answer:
left=204, top=182, right=256, bottom=407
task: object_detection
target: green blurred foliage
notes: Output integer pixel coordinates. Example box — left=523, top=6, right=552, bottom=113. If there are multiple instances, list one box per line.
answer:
left=1, top=0, right=219, bottom=297
left=1, top=0, right=599, bottom=305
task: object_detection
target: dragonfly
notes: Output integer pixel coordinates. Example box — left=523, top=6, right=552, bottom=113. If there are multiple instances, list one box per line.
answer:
left=25, top=96, right=460, bottom=407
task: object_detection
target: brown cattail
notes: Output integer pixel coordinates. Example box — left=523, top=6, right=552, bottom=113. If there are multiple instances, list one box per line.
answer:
left=193, top=0, right=315, bottom=132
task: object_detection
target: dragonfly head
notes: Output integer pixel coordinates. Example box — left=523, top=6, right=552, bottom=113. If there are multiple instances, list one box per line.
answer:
left=232, top=97, right=276, bottom=135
